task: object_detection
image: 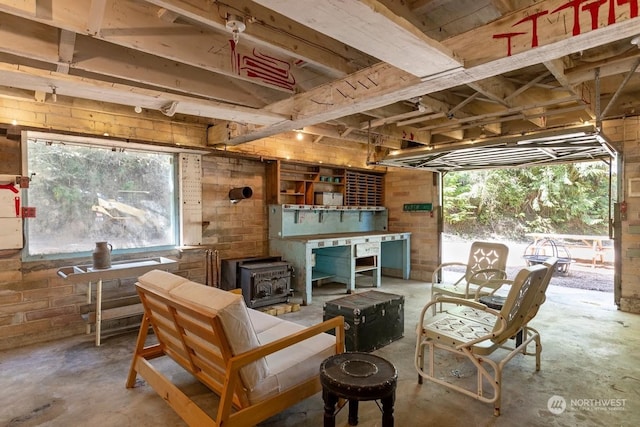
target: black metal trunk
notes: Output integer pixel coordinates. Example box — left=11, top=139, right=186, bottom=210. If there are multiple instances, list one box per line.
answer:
left=323, top=290, right=404, bottom=352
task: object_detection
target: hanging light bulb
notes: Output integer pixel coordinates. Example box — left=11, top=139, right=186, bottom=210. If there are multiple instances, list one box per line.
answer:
left=225, top=14, right=246, bottom=45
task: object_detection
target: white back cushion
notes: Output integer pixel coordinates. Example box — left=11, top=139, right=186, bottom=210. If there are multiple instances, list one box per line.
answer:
left=138, top=269, right=189, bottom=293
left=168, top=281, right=269, bottom=392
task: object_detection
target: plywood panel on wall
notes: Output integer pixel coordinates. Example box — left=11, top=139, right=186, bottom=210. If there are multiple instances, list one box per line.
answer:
left=0, top=135, right=21, bottom=175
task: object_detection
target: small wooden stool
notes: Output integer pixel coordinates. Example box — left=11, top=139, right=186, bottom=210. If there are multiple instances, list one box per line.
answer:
left=320, top=352, right=397, bottom=427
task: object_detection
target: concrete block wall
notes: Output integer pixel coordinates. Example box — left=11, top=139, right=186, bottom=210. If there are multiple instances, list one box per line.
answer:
left=0, top=98, right=227, bottom=348
left=0, top=98, right=430, bottom=348
left=605, top=118, right=640, bottom=313
left=0, top=248, right=213, bottom=350
left=0, top=98, right=210, bottom=148
left=384, top=168, right=439, bottom=281
left=201, top=155, right=269, bottom=258
left=2, top=96, right=637, bottom=349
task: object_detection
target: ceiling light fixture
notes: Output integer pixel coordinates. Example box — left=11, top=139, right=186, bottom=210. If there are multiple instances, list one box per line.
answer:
left=226, top=14, right=246, bottom=45
left=51, top=86, right=57, bottom=103
left=134, top=106, right=142, bottom=114
left=159, top=101, right=178, bottom=117
left=631, top=36, right=640, bottom=48
left=296, top=130, right=303, bottom=141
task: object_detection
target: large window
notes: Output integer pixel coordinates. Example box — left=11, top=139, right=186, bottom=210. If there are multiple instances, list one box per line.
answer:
left=25, top=134, right=177, bottom=258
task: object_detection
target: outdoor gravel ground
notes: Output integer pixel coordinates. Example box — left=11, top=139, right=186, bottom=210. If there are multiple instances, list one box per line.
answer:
left=442, top=235, right=614, bottom=293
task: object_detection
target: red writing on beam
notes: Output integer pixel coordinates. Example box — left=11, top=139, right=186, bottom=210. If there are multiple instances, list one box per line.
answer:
left=230, top=40, right=295, bottom=92
left=513, top=11, right=549, bottom=47
left=492, top=32, right=527, bottom=56
left=494, top=0, right=639, bottom=56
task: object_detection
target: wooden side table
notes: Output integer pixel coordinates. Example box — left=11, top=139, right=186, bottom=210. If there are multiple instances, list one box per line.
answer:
left=320, top=352, right=397, bottom=427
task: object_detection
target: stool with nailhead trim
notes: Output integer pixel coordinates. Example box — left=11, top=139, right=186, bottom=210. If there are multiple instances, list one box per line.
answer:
left=319, top=352, right=397, bottom=427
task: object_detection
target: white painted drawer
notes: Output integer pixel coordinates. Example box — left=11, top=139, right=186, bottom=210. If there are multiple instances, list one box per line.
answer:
left=355, top=242, right=379, bottom=257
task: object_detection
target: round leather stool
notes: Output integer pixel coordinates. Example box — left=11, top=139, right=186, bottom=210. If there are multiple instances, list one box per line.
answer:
left=478, top=295, right=505, bottom=310
left=320, top=352, right=397, bottom=427
left=478, top=295, right=524, bottom=346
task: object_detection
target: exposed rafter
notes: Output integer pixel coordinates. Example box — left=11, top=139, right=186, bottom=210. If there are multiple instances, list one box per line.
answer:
left=0, top=0, right=636, bottom=167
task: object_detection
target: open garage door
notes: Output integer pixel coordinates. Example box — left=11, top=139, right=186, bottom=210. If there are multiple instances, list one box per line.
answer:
left=378, top=125, right=620, bottom=305
left=377, top=125, right=615, bottom=172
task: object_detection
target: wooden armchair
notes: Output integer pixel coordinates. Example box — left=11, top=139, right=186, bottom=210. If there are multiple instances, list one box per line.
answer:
left=126, top=270, right=345, bottom=427
left=431, top=241, right=509, bottom=313
left=415, top=264, right=549, bottom=416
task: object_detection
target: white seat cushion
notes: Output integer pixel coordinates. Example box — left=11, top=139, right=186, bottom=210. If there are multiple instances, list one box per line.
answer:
left=247, top=319, right=336, bottom=404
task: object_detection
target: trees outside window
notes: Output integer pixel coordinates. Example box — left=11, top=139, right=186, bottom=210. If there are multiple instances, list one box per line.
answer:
left=25, top=137, right=177, bottom=258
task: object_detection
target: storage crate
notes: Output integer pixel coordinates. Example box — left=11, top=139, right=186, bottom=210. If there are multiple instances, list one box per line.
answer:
left=323, top=290, right=404, bottom=352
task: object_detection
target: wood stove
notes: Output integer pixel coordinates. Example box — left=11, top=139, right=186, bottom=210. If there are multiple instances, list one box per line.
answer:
left=238, top=260, right=293, bottom=308
left=240, top=261, right=293, bottom=308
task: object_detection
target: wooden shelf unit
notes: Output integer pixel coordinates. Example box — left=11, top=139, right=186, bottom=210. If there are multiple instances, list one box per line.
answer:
left=267, top=160, right=383, bottom=206
left=345, top=171, right=384, bottom=207
left=355, top=255, right=378, bottom=273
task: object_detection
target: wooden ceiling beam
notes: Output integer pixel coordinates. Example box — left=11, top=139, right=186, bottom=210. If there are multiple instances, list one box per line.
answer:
left=0, top=0, right=636, bottom=147
left=333, top=115, right=431, bottom=146
left=87, top=0, right=107, bottom=35
left=225, top=3, right=640, bottom=144
left=0, top=16, right=269, bottom=108
left=490, top=0, right=539, bottom=14
left=359, top=108, right=428, bottom=129
left=467, top=77, right=515, bottom=106
left=600, top=58, right=640, bottom=118
left=443, top=0, right=640, bottom=66
left=0, top=62, right=287, bottom=125
left=396, top=112, right=446, bottom=127
left=56, top=29, right=76, bottom=74
left=71, top=36, right=270, bottom=108
left=417, top=95, right=579, bottom=131
left=156, top=8, right=180, bottom=23
left=142, top=0, right=373, bottom=77
left=0, top=0, right=313, bottom=94
left=252, top=0, right=463, bottom=78
left=565, top=51, right=640, bottom=84
left=469, top=73, right=563, bottom=127
left=544, top=56, right=595, bottom=118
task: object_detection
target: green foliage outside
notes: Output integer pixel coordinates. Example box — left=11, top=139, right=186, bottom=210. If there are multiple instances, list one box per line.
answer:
left=443, top=162, right=613, bottom=241
left=27, top=141, right=176, bottom=255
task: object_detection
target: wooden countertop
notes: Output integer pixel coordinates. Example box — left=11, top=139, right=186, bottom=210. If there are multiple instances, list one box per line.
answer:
left=278, top=231, right=410, bottom=243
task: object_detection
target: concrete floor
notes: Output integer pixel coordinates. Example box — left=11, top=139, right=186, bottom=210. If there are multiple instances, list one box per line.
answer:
left=1, top=275, right=638, bottom=427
